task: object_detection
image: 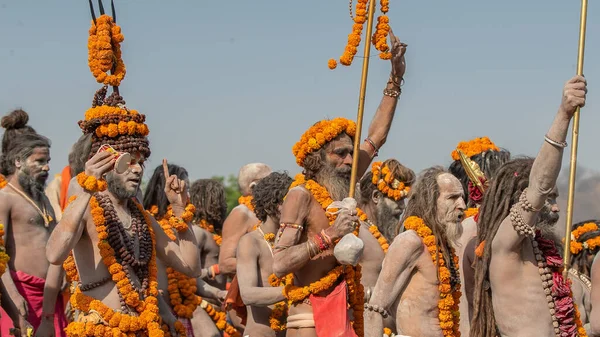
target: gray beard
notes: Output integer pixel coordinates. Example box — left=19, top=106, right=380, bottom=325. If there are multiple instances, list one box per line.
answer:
left=537, top=202, right=560, bottom=237
left=376, top=206, right=399, bottom=241
left=316, top=165, right=350, bottom=201
left=18, top=171, right=46, bottom=202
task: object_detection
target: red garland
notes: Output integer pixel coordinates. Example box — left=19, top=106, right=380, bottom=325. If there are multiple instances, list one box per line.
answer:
left=535, top=232, right=578, bottom=336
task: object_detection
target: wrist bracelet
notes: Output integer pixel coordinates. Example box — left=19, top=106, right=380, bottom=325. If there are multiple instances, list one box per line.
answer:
left=383, top=88, right=401, bottom=98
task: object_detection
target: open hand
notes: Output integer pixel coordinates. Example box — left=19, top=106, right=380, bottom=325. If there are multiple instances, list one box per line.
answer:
left=560, top=75, right=587, bottom=118
left=163, top=159, right=188, bottom=208
left=389, top=28, right=407, bottom=80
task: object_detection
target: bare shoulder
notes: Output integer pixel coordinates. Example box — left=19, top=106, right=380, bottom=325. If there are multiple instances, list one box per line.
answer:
left=388, top=230, right=423, bottom=257
left=237, top=231, right=259, bottom=256
left=225, top=205, right=251, bottom=223
left=283, top=186, right=312, bottom=206
left=0, top=189, right=14, bottom=206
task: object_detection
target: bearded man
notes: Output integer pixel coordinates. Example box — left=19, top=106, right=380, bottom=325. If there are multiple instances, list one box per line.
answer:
left=143, top=163, right=230, bottom=337
left=0, top=109, right=37, bottom=186
left=589, top=254, right=599, bottom=335
left=364, top=166, right=466, bottom=337
left=272, top=31, right=406, bottom=337
left=357, top=160, right=414, bottom=296
left=470, top=75, right=587, bottom=337
left=236, top=172, right=292, bottom=337
left=45, top=10, right=202, bottom=336
left=0, top=131, right=67, bottom=337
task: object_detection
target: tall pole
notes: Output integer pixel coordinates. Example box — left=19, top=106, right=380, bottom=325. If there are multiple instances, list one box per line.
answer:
left=348, top=0, right=378, bottom=198
left=563, top=0, right=588, bottom=279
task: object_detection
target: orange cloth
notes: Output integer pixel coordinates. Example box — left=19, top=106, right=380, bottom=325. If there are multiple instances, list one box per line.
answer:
left=0, top=270, right=67, bottom=337
left=59, top=166, right=72, bottom=210
left=224, top=275, right=247, bottom=326
left=310, top=281, right=358, bottom=337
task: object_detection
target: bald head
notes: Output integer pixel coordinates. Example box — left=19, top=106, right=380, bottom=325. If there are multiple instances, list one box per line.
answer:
left=238, top=163, right=272, bottom=196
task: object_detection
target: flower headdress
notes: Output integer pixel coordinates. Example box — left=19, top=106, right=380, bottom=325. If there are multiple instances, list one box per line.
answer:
left=292, top=118, right=356, bottom=167
left=370, top=161, right=410, bottom=201
left=450, top=136, right=499, bottom=162
left=569, top=221, right=600, bottom=255
left=78, top=2, right=151, bottom=160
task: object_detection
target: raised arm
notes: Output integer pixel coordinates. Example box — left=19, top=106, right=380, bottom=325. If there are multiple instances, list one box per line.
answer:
left=364, top=230, right=423, bottom=337
left=357, top=31, right=407, bottom=177
left=494, top=76, right=587, bottom=253
left=590, top=254, right=600, bottom=335
left=154, top=159, right=201, bottom=278
left=46, top=151, right=115, bottom=264
left=218, top=207, right=251, bottom=275
left=237, top=234, right=284, bottom=306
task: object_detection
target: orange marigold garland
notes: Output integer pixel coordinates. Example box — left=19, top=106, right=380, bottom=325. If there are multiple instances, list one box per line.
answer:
left=63, top=252, right=80, bottom=283
left=199, top=298, right=241, bottom=337
left=569, top=222, right=600, bottom=255
left=161, top=321, right=186, bottom=337
left=197, top=219, right=223, bottom=246
left=451, top=136, right=499, bottom=161
left=404, top=216, right=460, bottom=336
left=292, top=118, right=357, bottom=167
left=356, top=208, right=389, bottom=253
left=238, top=195, right=255, bottom=213
left=372, top=0, right=391, bottom=60
left=277, top=173, right=364, bottom=335
left=329, top=0, right=368, bottom=69
left=66, top=197, right=163, bottom=336
left=166, top=204, right=195, bottom=233
left=166, top=267, right=200, bottom=319
left=88, top=14, right=126, bottom=87
left=371, top=161, right=410, bottom=201
left=0, top=223, right=10, bottom=277
left=0, top=174, right=7, bottom=189
left=464, top=207, right=479, bottom=219
left=76, top=172, right=107, bottom=193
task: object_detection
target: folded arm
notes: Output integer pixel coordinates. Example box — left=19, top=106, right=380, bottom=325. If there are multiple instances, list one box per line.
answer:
left=237, top=234, right=284, bottom=306
left=364, top=230, right=422, bottom=337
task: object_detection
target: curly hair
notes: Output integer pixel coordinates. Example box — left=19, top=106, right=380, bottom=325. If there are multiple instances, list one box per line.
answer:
left=470, top=157, right=534, bottom=337
left=189, top=179, right=227, bottom=232
left=448, top=149, right=511, bottom=206
left=251, top=172, right=293, bottom=223
left=142, top=163, right=188, bottom=219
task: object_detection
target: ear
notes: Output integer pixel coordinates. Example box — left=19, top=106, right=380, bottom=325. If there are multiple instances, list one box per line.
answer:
left=14, top=158, right=22, bottom=170
left=371, top=190, right=381, bottom=204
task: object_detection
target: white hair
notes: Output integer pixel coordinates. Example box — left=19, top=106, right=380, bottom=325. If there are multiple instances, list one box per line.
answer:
left=238, top=163, right=272, bottom=196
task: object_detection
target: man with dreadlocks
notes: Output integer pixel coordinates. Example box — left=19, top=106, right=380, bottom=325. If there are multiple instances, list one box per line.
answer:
left=46, top=9, right=202, bottom=336
left=0, top=125, right=67, bottom=337
left=470, top=75, right=588, bottom=337
left=144, top=163, right=228, bottom=337
left=272, top=31, right=406, bottom=337
left=447, top=137, right=510, bottom=335
left=364, top=165, right=466, bottom=337
left=236, top=172, right=292, bottom=337
left=0, top=109, right=38, bottom=187
left=356, top=160, right=413, bottom=292
left=189, top=179, right=228, bottom=290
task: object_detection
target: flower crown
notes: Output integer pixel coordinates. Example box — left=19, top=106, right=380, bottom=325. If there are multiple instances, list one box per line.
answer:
left=451, top=137, right=499, bottom=161
left=292, top=118, right=356, bottom=167
left=569, top=222, right=600, bottom=255
left=79, top=9, right=150, bottom=159
left=371, top=161, right=410, bottom=201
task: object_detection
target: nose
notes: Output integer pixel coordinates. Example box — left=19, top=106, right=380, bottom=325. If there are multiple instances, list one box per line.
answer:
left=552, top=203, right=560, bottom=212
left=42, top=164, right=50, bottom=172
left=457, top=197, right=466, bottom=211
left=130, top=162, right=143, bottom=174
left=342, top=153, right=353, bottom=166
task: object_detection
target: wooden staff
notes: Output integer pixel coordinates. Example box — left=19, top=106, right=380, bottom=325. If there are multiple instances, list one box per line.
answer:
left=563, top=0, right=588, bottom=279
left=348, top=0, right=378, bottom=198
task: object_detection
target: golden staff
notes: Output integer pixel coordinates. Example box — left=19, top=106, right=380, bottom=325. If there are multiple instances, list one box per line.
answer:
left=348, top=0, right=378, bottom=198
left=563, top=0, right=588, bottom=279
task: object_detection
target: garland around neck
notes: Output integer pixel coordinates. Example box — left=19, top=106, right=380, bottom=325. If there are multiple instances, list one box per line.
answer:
left=404, top=216, right=461, bottom=337
left=238, top=195, right=255, bottom=213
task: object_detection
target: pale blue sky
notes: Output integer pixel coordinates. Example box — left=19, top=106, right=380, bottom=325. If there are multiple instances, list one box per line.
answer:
left=1, top=0, right=599, bottom=183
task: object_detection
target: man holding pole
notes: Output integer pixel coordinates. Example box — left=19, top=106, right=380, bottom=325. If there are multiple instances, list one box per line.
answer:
left=270, top=32, right=406, bottom=337
left=470, top=76, right=588, bottom=337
